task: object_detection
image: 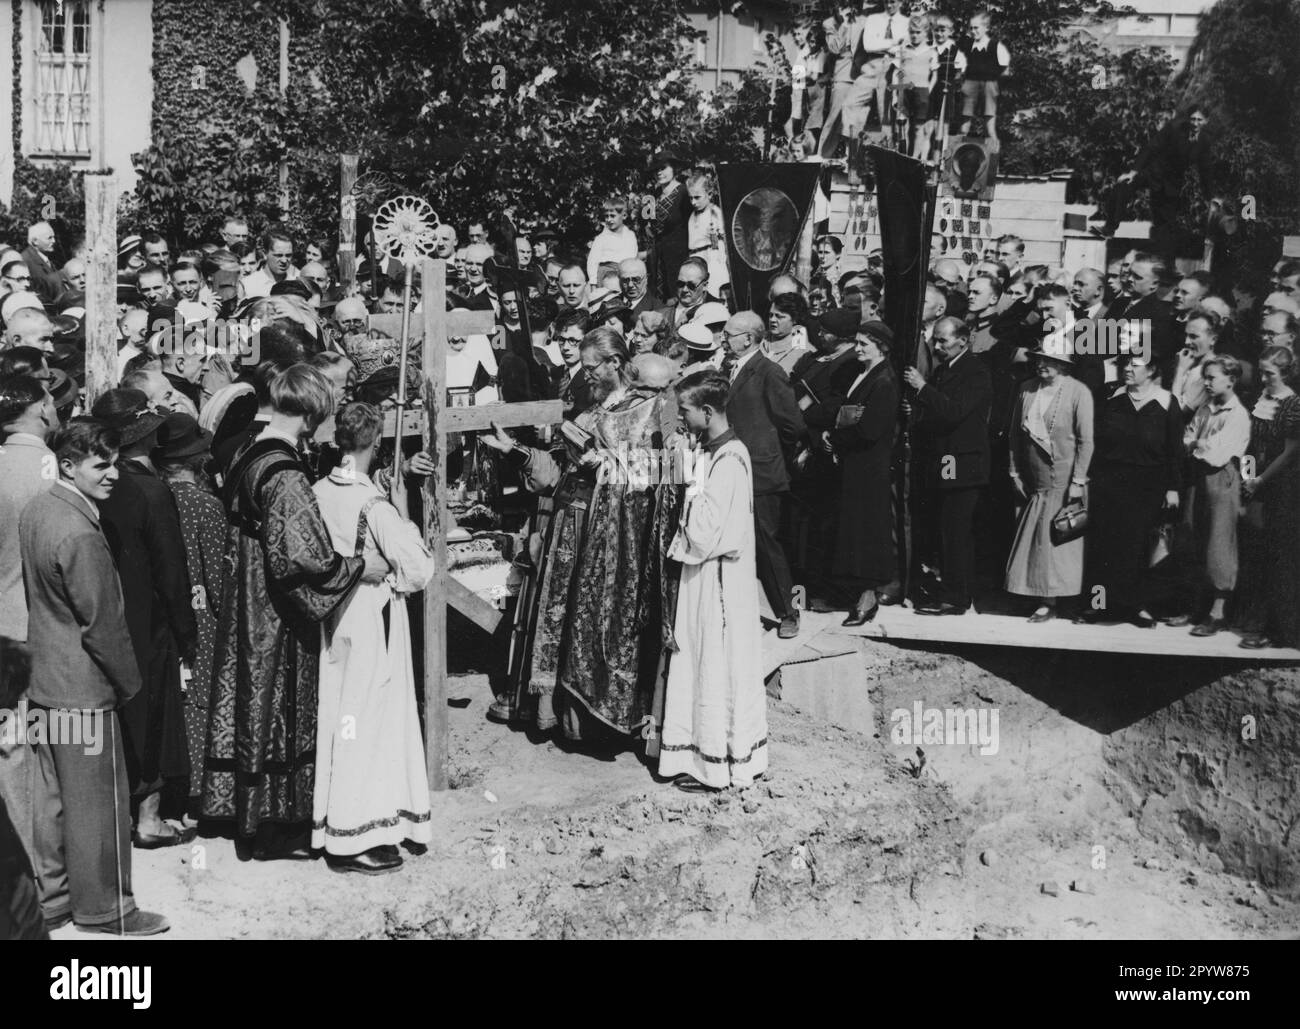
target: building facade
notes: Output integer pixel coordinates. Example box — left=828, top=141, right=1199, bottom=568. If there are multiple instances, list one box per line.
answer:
left=0, top=0, right=154, bottom=206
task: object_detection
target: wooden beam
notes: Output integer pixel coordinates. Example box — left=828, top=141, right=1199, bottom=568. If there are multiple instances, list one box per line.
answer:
left=421, top=258, right=450, bottom=793
left=338, top=155, right=358, bottom=294
left=447, top=575, right=504, bottom=633
left=278, top=18, right=290, bottom=218
left=369, top=309, right=495, bottom=340
left=438, top=400, right=562, bottom=434
left=83, top=175, right=117, bottom=406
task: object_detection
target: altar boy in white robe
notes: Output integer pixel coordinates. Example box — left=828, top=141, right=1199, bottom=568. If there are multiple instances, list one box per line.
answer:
left=660, top=370, right=769, bottom=792
left=311, top=402, right=436, bottom=874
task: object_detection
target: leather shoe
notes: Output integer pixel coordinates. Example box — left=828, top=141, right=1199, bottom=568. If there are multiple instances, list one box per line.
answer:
left=915, top=602, right=967, bottom=616
left=1239, top=634, right=1271, bottom=650
left=1027, top=607, right=1055, bottom=624
left=778, top=614, right=800, bottom=639
left=1130, top=610, right=1157, bottom=629
left=842, top=603, right=878, bottom=627
left=1190, top=617, right=1228, bottom=637
left=1163, top=613, right=1193, bottom=628
left=328, top=847, right=404, bottom=876
left=78, top=910, right=170, bottom=937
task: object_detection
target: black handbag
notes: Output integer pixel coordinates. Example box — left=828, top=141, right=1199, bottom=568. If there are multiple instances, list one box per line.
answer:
left=1050, top=501, right=1089, bottom=546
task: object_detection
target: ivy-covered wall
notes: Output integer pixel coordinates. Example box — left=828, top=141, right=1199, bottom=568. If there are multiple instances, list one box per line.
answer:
left=133, top=0, right=331, bottom=245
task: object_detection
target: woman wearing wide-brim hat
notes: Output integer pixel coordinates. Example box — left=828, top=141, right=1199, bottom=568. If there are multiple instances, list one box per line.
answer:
left=1005, top=343, right=1094, bottom=622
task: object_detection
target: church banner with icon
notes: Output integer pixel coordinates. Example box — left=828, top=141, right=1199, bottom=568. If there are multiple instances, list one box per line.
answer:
left=716, top=163, right=822, bottom=318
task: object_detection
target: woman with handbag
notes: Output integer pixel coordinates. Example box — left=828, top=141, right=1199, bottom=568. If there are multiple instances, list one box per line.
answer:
left=1005, top=348, right=1093, bottom=621
left=828, top=321, right=900, bottom=626
left=1079, top=354, right=1184, bottom=628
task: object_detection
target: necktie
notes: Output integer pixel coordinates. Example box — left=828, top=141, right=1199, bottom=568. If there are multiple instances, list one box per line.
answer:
left=885, top=19, right=893, bottom=40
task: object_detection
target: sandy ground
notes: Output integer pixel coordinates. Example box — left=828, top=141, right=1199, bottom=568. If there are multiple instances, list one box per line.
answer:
left=50, top=640, right=1300, bottom=940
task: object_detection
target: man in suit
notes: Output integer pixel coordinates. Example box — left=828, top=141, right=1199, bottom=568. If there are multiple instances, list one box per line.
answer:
left=20, top=222, right=62, bottom=307
left=657, top=257, right=721, bottom=331
left=1095, top=106, right=1216, bottom=260
left=88, top=389, right=197, bottom=850
left=619, top=258, right=659, bottom=318
left=903, top=317, right=992, bottom=615
left=0, top=376, right=57, bottom=877
left=20, top=418, right=169, bottom=935
left=724, top=311, right=805, bottom=638
left=1120, top=252, right=1178, bottom=384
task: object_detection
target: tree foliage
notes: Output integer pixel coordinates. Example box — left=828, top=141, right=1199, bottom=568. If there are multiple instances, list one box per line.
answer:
left=130, top=0, right=769, bottom=250
left=1177, top=0, right=1300, bottom=245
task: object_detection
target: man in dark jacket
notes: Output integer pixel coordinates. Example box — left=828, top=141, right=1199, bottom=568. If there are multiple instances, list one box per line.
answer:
left=19, top=221, right=63, bottom=306
left=724, top=311, right=805, bottom=637
left=1119, top=253, right=1178, bottom=385
left=1095, top=106, right=1216, bottom=260
left=89, top=390, right=197, bottom=849
left=904, top=317, right=992, bottom=615
left=20, top=418, right=168, bottom=935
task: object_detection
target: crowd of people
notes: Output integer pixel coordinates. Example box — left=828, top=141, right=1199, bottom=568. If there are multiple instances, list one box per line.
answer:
left=0, top=7, right=1297, bottom=942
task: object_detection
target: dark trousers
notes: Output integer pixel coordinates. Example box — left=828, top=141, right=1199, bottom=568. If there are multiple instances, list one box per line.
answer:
left=937, top=486, right=981, bottom=608
left=755, top=492, right=796, bottom=619
left=33, top=708, right=137, bottom=928
left=1104, top=174, right=1181, bottom=260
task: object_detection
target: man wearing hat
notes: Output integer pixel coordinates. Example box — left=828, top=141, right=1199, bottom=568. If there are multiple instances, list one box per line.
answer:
left=89, top=389, right=197, bottom=848
left=677, top=321, right=724, bottom=378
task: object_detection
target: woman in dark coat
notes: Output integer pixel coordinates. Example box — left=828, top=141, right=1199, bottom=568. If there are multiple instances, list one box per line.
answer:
left=1078, top=354, right=1184, bottom=628
left=790, top=308, right=860, bottom=598
left=829, top=320, right=900, bottom=625
left=647, top=150, right=691, bottom=302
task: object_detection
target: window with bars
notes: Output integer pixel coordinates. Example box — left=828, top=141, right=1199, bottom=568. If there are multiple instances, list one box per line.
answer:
left=32, top=0, right=93, bottom=158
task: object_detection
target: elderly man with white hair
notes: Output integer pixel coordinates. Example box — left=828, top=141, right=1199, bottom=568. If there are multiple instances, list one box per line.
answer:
left=21, top=221, right=62, bottom=305
left=457, top=243, right=498, bottom=314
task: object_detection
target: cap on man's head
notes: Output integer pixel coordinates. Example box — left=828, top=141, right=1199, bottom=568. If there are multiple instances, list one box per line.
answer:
left=678, top=322, right=717, bottom=352
left=695, top=302, right=731, bottom=328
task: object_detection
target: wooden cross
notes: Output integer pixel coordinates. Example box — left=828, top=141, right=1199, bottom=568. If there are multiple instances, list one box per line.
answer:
left=396, top=260, right=561, bottom=791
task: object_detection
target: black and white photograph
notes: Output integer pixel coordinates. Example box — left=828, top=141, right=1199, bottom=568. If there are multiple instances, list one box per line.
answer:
left=0, top=0, right=1296, bottom=972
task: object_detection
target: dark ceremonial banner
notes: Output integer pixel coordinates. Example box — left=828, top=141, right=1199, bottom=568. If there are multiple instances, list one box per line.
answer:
left=716, top=163, right=822, bottom=319
left=866, top=145, right=935, bottom=373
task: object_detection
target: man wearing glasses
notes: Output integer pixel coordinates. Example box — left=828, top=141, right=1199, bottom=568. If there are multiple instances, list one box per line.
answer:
left=0, top=259, right=32, bottom=296
left=658, top=258, right=718, bottom=330
left=1258, top=312, right=1297, bottom=354
left=723, top=311, right=805, bottom=639
left=619, top=257, right=658, bottom=318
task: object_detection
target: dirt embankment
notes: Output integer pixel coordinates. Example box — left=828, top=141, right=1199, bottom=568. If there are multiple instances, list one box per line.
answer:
left=87, top=642, right=1299, bottom=940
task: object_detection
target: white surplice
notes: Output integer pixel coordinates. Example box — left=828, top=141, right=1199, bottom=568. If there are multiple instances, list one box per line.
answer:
left=660, top=436, right=768, bottom=788
left=311, top=467, right=436, bottom=855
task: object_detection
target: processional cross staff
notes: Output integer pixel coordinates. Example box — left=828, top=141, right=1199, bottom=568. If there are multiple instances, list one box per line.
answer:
left=371, top=195, right=441, bottom=484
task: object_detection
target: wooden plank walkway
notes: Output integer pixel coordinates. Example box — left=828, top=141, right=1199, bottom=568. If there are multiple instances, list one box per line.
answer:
left=761, top=607, right=1300, bottom=679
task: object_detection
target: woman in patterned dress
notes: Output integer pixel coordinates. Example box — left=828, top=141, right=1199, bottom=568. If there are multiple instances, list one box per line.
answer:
left=154, top=412, right=228, bottom=822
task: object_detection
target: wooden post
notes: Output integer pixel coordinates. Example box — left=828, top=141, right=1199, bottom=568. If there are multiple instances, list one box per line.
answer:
left=422, top=258, right=449, bottom=792
left=338, top=155, right=358, bottom=294
left=83, top=175, right=118, bottom=406
left=278, top=17, right=290, bottom=218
